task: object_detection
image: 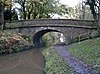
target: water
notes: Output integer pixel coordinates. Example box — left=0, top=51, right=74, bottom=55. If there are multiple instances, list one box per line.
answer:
left=0, top=48, right=45, bottom=74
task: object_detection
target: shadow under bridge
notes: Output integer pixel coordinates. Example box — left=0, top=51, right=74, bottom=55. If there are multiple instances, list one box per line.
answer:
left=32, top=29, right=62, bottom=47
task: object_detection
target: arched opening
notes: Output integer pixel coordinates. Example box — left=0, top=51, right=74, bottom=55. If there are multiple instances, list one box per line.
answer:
left=32, top=29, right=65, bottom=47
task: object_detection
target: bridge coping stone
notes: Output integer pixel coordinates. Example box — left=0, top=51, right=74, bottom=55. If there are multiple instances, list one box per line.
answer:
left=5, top=19, right=95, bottom=29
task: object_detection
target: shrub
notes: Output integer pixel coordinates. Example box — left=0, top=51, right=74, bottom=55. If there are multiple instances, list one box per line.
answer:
left=0, top=31, right=30, bottom=54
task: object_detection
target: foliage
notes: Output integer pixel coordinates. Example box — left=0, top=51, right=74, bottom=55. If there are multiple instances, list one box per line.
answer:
left=42, top=32, right=59, bottom=47
left=21, top=34, right=31, bottom=43
left=11, top=45, right=21, bottom=52
left=43, top=47, right=75, bottom=74
left=0, top=0, right=12, bottom=8
left=13, top=0, right=69, bottom=19
left=67, top=0, right=93, bottom=20
left=4, top=9, right=18, bottom=21
left=0, top=31, right=30, bottom=54
left=85, top=0, right=99, bottom=20
left=85, top=0, right=100, bottom=27
left=68, top=37, right=100, bottom=72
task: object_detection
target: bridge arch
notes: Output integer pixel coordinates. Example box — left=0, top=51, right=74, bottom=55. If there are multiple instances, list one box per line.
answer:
left=32, top=29, right=64, bottom=47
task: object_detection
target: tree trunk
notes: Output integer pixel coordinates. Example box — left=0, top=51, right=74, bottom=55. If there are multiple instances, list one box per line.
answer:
left=28, top=12, right=31, bottom=19
left=33, top=8, right=37, bottom=19
left=97, top=5, right=100, bottom=36
left=22, top=0, right=26, bottom=19
left=98, top=3, right=100, bottom=28
left=0, top=4, right=4, bottom=30
left=82, top=1, right=85, bottom=19
left=28, top=4, right=33, bottom=19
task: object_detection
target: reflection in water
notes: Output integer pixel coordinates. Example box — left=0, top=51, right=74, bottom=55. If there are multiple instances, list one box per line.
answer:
left=0, top=53, right=21, bottom=71
left=0, top=48, right=44, bottom=74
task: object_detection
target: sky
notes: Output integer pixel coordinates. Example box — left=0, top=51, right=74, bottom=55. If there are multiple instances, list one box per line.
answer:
left=52, top=0, right=81, bottom=18
left=59, top=0, right=81, bottom=7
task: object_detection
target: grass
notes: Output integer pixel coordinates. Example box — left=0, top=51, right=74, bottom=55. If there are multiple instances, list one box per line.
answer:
left=43, top=47, right=75, bottom=74
left=68, top=37, right=100, bottom=72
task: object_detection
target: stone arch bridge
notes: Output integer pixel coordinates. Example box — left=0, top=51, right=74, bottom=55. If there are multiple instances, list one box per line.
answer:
left=5, top=19, right=96, bottom=47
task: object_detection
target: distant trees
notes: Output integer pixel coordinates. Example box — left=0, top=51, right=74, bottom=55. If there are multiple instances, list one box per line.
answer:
left=67, top=0, right=93, bottom=20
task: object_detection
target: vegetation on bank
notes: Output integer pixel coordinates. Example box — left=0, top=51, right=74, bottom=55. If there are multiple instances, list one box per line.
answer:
left=43, top=47, right=75, bottom=74
left=68, top=37, right=100, bottom=72
left=0, top=30, right=30, bottom=54
left=42, top=32, right=60, bottom=46
left=42, top=32, right=75, bottom=74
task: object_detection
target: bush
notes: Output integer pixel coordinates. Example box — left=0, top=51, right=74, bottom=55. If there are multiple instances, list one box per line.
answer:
left=0, top=31, right=30, bottom=54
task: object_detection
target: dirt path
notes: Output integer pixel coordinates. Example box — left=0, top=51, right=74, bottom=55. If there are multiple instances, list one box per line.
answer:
left=0, top=48, right=45, bottom=74
left=53, top=45, right=97, bottom=74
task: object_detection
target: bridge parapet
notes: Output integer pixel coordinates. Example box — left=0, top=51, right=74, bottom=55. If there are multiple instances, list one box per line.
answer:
left=5, top=19, right=96, bottom=29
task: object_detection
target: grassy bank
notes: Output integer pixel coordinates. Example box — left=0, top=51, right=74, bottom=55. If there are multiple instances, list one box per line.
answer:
left=68, top=37, right=100, bottom=72
left=43, top=47, right=75, bottom=74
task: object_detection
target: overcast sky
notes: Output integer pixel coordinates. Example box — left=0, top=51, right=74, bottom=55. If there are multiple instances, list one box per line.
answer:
left=59, top=0, right=81, bottom=7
